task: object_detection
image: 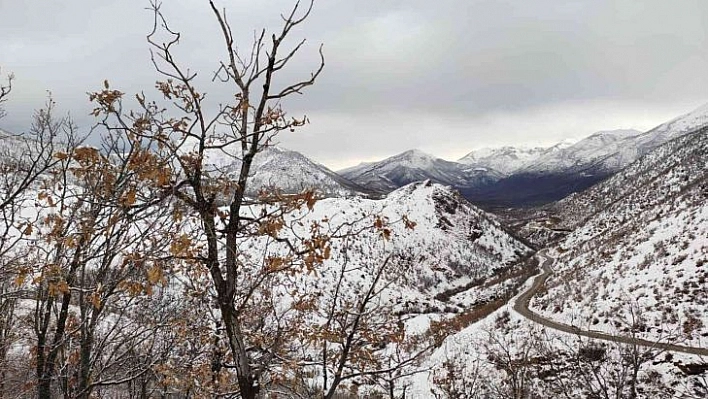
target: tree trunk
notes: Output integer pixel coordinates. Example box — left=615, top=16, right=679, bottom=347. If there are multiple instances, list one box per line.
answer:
left=37, top=290, right=73, bottom=399
left=220, top=302, right=259, bottom=399
left=76, top=324, right=94, bottom=399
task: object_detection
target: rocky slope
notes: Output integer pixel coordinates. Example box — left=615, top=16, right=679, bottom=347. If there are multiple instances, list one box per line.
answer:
left=300, top=181, right=532, bottom=297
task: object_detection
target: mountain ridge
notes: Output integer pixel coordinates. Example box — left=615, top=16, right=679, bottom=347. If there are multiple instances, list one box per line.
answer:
left=338, top=148, right=502, bottom=194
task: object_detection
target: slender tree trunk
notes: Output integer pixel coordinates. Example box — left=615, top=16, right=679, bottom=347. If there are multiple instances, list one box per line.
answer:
left=220, top=302, right=259, bottom=399
left=77, top=323, right=94, bottom=399
left=0, top=299, right=14, bottom=397
left=38, top=288, right=73, bottom=399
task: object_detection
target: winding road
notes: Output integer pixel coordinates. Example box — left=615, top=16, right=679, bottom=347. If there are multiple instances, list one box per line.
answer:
left=512, top=252, right=708, bottom=356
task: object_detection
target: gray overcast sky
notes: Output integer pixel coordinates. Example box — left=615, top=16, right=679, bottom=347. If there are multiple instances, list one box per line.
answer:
left=1, top=0, right=707, bottom=169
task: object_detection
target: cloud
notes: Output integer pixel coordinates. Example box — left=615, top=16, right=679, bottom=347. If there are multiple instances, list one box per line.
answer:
left=1, top=0, right=707, bottom=168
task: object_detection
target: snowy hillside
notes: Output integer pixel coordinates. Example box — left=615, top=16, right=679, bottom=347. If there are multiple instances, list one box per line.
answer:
left=401, top=126, right=708, bottom=396
left=276, top=181, right=534, bottom=395
left=302, top=181, right=531, bottom=295
left=339, top=149, right=501, bottom=193
left=407, top=295, right=705, bottom=398
left=638, top=102, right=708, bottom=148
left=529, top=126, right=708, bottom=346
left=521, top=129, right=642, bottom=174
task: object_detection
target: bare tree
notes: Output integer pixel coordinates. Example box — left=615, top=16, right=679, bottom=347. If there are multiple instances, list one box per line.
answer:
left=309, top=253, right=429, bottom=398
left=431, top=353, right=484, bottom=399
left=88, top=1, right=325, bottom=397
left=0, top=91, right=80, bottom=397
left=484, top=326, right=542, bottom=399
left=0, top=67, right=12, bottom=119
left=24, top=120, right=184, bottom=398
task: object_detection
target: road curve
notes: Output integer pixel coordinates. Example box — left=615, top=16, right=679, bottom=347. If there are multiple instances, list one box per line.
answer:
left=513, top=252, right=708, bottom=356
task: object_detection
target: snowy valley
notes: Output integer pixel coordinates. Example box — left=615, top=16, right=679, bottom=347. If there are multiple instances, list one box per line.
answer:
left=1, top=101, right=707, bottom=398
left=3, top=0, right=708, bottom=396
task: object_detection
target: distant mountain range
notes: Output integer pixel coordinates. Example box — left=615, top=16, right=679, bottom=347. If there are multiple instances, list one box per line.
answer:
left=339, top=103, right=708, bottom=207
left=457, top=140, right=575, bottom=176
left=4, top=103, right=708, bottom=208
left=462, top=129, right=646, bottom=207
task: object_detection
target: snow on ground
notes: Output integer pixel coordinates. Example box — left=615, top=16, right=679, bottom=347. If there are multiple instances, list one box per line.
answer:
left=257, top=181, right=532, bottom=325
left=407, top=272, right=706, bottom=398
left=532, top=200, right=708, bottom=347
left=529, top=127, right=708, bottom=347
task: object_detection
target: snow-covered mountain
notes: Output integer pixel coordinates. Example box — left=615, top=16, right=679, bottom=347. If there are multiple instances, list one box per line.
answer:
left=339, top=149, right=501, bottom=193
left=304, top=181, right=532, bottom=295
left=213, top=146, right=369, bottom=197
left=467, top=104, right=708, bottom=207
left=469, top=102, right=708, bottom=179
left=458, top=130, right=646, bottom=178
left=459, top=145, right=555, bottom=176
left=530, top=124, right=708, bottom=346
left=520, top=129, right=642, bottom=174
left=521, top=103, right=708, bottom=176
left=637, top=102, right=708, bottom=149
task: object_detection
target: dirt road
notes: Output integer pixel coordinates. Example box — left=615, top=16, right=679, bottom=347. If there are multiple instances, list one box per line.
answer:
left=513, top=252, right=708, bottom=356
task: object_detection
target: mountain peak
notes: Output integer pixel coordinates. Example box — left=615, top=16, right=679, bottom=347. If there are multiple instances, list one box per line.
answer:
left=207, top=145, right=367, bottom=197
left=397, top=148, right=435, bottom=159
left=339, top=148, right=501, bottom=193
left=383, top=149, right=441, bottom=170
